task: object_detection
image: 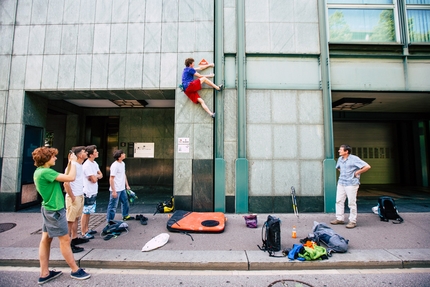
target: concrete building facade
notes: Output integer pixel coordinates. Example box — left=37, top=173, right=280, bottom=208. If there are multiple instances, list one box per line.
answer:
left=0, top=0, right=429, bottom=213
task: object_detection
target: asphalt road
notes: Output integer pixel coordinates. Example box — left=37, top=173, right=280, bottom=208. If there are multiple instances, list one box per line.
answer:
left=1, top=266, right=429, bottom=287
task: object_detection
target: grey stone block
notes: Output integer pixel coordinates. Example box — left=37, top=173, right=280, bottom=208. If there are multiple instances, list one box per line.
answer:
left=28, top=25, right=45, bottom=55
left=77, top=24, right=94, bottom=54
left=58, top=55, right=76, bottom=89
left=91, top=54, right=109, bottom=88
left=25, top=55, right=43, bottom=89
left=60, top=25, right=78, bottom=54
left=108, top=54, right=126, bottom=89
left=47, top=0, right=64, bottom=24
left=41, top=55, right=59, bottom=89
left=75, top=54, right=92, bottom=89
left=44, top=25, right=62, bottom=54
left=110, top=24, right=127, bottom=53
left=9, top=56, right=26, bottom=89
left=125, top=53, right=143, bottom=88
left=127, top=23, right=144, bottom=53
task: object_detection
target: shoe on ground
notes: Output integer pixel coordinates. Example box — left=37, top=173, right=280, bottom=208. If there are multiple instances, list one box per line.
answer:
left=346, top=222, right=357, bottom=229
left=88, top=229, right=97, bottom=235
left=70, top=268, right=91, bottom=280
left=140, top=215, right=148, bottom=225
left=211, top=112, right=216, bottom=118
left=123, top=215, right=135, bottom=221
left=218, top=84, right=224, bottom=91
left=71, top=237, right=89, bottom=245
left=38, top=270, right=62, bottom=285
left=330, top=219, right=345, bottom=225
left=71, top=244, right=84, bottom=253
left=82, top=232, right=94, bottom=240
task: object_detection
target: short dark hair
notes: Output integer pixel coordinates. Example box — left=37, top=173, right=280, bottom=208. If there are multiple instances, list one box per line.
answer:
left=113, top=149, right=124, bottom=160
left=72, top=146, right=86, bottom=155
left=340, top=144, right=352, bottom=154
left=185, top=58, right=194, bottom=67
left=85, top=145, right=97, bottom=156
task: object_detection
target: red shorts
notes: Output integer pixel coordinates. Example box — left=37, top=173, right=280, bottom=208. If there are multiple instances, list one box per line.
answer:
left=184, top=79, right=201, bottom=104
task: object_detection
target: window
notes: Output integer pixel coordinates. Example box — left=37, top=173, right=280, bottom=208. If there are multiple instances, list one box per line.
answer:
left=328, top=0, right=398, bottom=43
left=406, top=1, right=430, bottom=43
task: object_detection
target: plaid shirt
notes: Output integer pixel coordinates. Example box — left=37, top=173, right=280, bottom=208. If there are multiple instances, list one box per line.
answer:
left=336, top=154, right=368, bottom=186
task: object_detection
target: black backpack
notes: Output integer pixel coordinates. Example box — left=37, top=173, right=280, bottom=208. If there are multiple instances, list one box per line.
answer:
left=258, top=215, right=281, bottom=255
left=378, top=196, right=403, bottom=224
left=101, top=220, right=129, bottom=240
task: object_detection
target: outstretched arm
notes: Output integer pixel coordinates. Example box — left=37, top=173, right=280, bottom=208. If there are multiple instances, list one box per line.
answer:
left=194, top=63, right=214, bottom=71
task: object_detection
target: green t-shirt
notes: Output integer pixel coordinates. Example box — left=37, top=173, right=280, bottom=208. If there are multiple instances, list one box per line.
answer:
left=33, top=167, right=64, bottom=211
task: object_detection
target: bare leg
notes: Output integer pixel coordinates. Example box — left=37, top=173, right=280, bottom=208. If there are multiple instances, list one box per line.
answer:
left=81, top=214, right=90, bottom=235
left=58, top=234, right=79, bottom=273
left=72, top=219, right=79, bottom=238
left=39, top=232, right=53, bottom=277
left=199, top=77, right=221, bottom=90
left=197, top=98, right=214, bottom=116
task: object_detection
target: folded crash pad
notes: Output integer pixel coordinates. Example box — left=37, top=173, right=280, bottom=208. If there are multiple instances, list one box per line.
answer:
left=166, top=210, right=227, bottom=233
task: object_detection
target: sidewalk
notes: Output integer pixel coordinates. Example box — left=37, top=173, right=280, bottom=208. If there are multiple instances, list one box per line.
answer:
left=1, top=212, right=429, bottom=270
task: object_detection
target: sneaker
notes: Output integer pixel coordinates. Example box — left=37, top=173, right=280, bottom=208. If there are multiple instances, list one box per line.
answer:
left=217, top=84, right=224, bottom=91
left=82, top=232, right=94, bottom=240
left=71, top=237, right=89, bottom=245
left=38, top=270, right=62, bottom=285
left=88, top=229, right=97, bottom=235
left=330, top=219, right=345, bottom=225
left=123, top=215, right=135, bottom=221
left=139, top=215, right=148, bottom=225
left=211, top=112, right=216, bottom=118
left=70, top=268, right=91, bottom=280
left=71, top=244, right=84, bottom=253
left=346, top=222, right=357, bottom=229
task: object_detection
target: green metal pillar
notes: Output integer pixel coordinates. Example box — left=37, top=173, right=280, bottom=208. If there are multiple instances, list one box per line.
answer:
left=214, top=0, right=226, bottom=212
left=318, top=0, right=337, bottom=213
left=235, top=0, right=248, bottom=213
left=418, top=121, right=429, bottom=187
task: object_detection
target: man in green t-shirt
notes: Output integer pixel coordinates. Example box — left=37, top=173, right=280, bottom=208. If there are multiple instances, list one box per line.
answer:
left=32, top=147, right=91, bottom=284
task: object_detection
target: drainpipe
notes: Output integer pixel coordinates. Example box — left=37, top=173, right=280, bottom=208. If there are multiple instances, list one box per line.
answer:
left=214, top=0, right=226, bottom=212
left=235, top=0, right=248, bottom=213
left=318, top=0, right=337, bottom=213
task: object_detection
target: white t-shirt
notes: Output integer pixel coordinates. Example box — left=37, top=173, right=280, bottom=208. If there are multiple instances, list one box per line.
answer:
left=83, top=159, right=101, bottom=196
left=65, top=161, right=84, bottom=196
left=109, top=161, right=126, bottom=192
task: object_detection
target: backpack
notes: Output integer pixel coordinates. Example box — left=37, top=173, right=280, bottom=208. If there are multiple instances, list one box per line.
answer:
left=312, top=221, right=349, bottom=254
left=101, top=220, right=129, bottom=240
left=258, top=215, right=281, bottom=255
left=243, top=214, right=258, bottom=228
left=378, top=196, right=403, bottom=224
left=154, top=196, right=174, bottom=215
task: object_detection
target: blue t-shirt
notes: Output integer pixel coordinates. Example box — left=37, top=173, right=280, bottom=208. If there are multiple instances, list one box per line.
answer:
left=336, top=154, right=368, bottom=186
left=181, top=67, right=196, bottom=90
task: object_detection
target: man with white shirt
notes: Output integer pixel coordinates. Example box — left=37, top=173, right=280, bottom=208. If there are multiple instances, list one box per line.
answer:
left=81, top=145, right=103, bottom=239
left=64, top=146, right=88, bottom=253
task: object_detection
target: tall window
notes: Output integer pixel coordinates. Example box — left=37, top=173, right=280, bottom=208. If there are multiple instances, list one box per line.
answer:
left=327, top=0, right=398, bottom=43
left=406, top=0, right=430, bottom=43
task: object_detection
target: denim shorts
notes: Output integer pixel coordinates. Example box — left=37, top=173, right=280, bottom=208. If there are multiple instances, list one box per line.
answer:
left=83, top=202, right=96, bottom=214
left=41, top=207, right=68, bottom=238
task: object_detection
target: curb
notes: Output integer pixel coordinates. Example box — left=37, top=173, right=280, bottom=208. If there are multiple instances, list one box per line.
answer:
left=1, top=247, right=430, bottom=270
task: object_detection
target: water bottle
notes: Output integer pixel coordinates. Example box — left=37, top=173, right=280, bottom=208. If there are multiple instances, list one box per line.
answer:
left=292, top=225, right=297, bottom=238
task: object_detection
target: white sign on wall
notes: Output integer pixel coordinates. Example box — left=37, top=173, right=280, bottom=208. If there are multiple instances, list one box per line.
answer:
left=178, top=137, right=189, bottom=153
left=134, top=143, right=154, bottom=158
